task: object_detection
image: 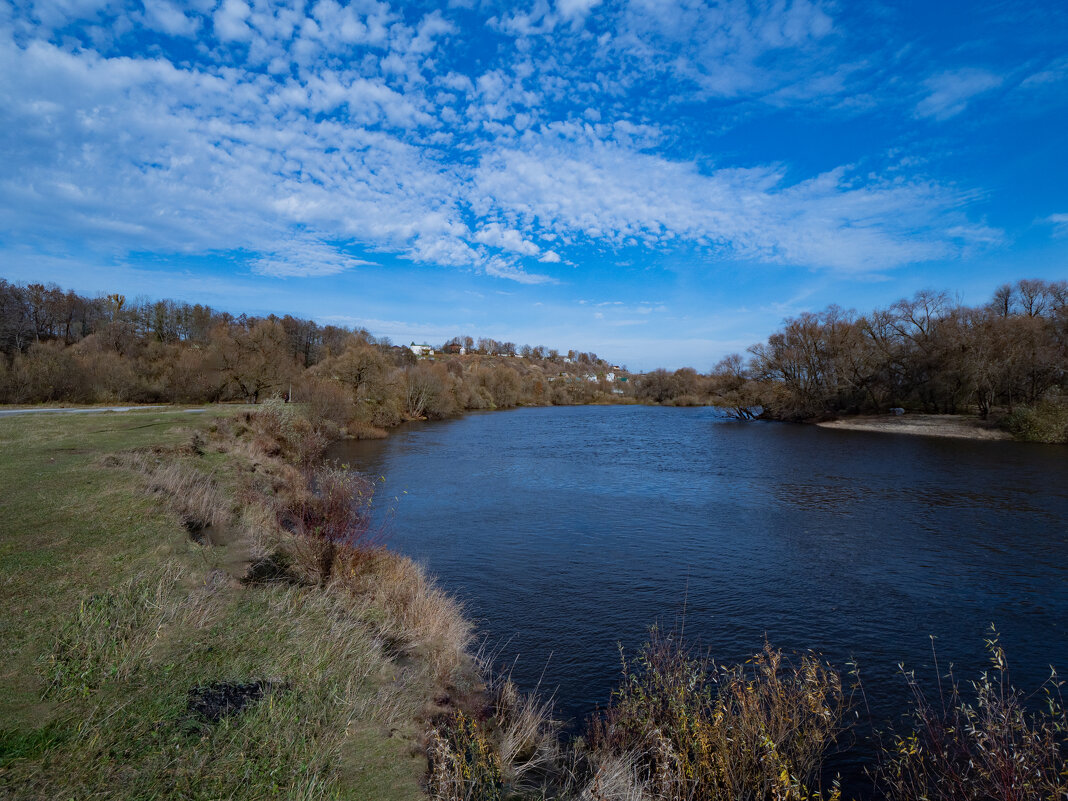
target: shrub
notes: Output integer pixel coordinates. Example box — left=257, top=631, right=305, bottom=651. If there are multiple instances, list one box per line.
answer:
left=590, top=630, right=845, bottom=801
left=10, top=341, right=92, bottom=403
left=250, top=398, right=328, bottom=465
left=875, top=632, right=1067, bottom=801
left=0, top=357, right=9, bottom=403
left=361, top=387, right=405, bottom=428
left=427, top=712, right=503, bottom=801
left=1003, top=399, right=1068, bottom=443
left=281, top=465, right=381, bottom=584
left=298, top=376, right=355, bottom=431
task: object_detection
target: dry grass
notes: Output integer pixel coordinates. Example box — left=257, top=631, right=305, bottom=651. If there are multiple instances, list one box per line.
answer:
left=579, top=751, right=647, bottom=801
left=349, top=421, right=390, bottom=439
left=337, top=550, right=475, bottom=689
left=105, top=449, right=230, bottom=532
left=136, top=407, right=485, bottom=745
left=587, top=630, right=845, bottom=801
left=493, top=676, right=564, bottom=791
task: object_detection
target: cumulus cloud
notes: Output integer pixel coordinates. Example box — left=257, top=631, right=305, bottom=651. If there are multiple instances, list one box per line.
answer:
left=141, top=0, right=198, bottom=36
left=213, top=0, right=252, bottom=41
left=484, top=256, right=554, bottom=284
left=556, top=0, right=602, bottom=25
left=474, top=223, right=541, bottom=256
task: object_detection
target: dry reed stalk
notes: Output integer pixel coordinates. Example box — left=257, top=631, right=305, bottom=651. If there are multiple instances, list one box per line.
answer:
left=581, top=750, right=650, bottom=801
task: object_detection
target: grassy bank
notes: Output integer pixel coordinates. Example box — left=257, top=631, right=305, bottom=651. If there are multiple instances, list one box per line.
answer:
left=0, top=405, right=479, bottom=800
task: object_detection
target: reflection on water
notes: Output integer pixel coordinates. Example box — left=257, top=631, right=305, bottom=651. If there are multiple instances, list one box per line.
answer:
left=329, top=405, right=1068, bottom=789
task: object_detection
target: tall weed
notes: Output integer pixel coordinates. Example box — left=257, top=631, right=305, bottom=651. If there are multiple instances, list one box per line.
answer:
left=589, top=630, right=845, bottom=801
left=876, top=631, right=1067, bottom=801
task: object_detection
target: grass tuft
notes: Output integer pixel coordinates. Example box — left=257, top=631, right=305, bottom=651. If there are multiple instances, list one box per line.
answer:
left=46, top=568, right=181, bottom=697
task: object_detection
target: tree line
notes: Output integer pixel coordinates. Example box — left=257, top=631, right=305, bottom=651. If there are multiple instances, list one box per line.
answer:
left=695, top=279, right=1067, bottom=439
left=620, top=279, right=1067, bottom=441
left=0, top=279, right=628, bottom=428
left=3, top=277, right=1064, bottom=439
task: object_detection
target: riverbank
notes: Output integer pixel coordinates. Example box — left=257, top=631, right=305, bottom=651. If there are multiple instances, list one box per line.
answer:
left=815, top=413, right=1012, bottom=440
left=0, top=404, right=480, bottom=800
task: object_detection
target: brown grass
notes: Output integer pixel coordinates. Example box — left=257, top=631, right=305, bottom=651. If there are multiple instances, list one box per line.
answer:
left=105, top=450, right=229, bottom=532
left=493, top=675, right=563, bottom=792
left=349, top=421, right=390, bottom=439
left=337, top=550, right=475, bottom=689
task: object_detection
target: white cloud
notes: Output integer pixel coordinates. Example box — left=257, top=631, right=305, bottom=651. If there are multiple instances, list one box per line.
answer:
left=213, top=0, right=252, bottom=42
left=1020, top=57, right=1068, bottom=89
left=474, top=131, right=983, bottom=272
left=556, top=0, right=601, bottom=25
left=474, top=223, right=541, bottom=256
left=0, top=0, right=1003, bottom=288
left=250, top=239, right=377, bottom=277
left=609, top=0, right=836, bottom=99
left=141, top=0, right=198, bottom=36
left=0, top=33, right=475, bottom=273
left=483, top=256, right=554, bottom=284
left=1047, top=213, right=1068, bottom=237
left=915, top=68, right=1003, bottom=120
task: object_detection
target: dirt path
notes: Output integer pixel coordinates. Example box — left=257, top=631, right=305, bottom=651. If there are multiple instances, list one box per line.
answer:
left=0, top=405, right=204, bottom=418
left=816, top=413, right=1011, bottom=441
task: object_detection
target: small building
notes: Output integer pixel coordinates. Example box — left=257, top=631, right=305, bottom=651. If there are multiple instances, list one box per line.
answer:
left=409, top=342, right=434, bottom=357
left=442, top=343, right=466, bottom=355
left=605, top=372, right=616, bottom=382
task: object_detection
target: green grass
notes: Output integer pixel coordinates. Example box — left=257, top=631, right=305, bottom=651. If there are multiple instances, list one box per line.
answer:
left=0, top=408, right=426, bottom=800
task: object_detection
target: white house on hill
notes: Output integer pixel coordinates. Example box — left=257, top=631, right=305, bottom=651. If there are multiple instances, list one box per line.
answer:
left=409, top=342, right=434, bottom=357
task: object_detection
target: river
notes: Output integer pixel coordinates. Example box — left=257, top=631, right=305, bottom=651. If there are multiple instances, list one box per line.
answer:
left=329, top=405, right=1068, bottom=789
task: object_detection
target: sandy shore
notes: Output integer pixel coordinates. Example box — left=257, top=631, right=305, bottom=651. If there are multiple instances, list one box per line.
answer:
left=816, top=413, right=1012, bottom=441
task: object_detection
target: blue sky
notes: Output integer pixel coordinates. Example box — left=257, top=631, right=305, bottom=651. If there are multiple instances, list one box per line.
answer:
left=1, top=0, right=1066, bottom=369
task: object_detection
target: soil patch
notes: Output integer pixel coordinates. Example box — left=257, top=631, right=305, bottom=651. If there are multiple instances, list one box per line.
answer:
left=186, top=680, right=287, bottom=723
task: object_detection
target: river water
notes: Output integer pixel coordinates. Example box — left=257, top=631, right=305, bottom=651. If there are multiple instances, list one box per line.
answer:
left=329, top=405, right=1068, bottom=787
